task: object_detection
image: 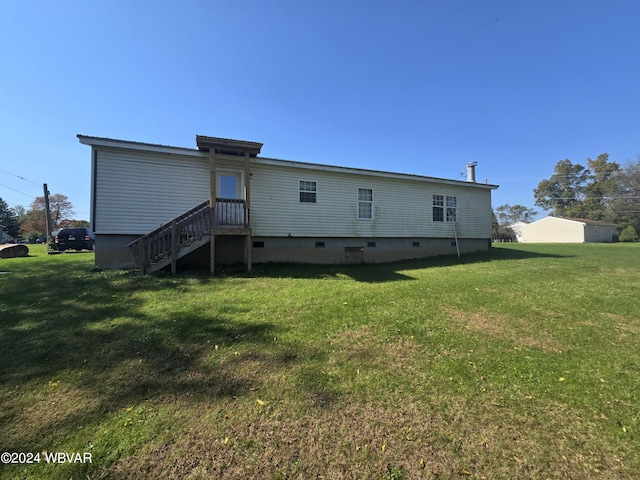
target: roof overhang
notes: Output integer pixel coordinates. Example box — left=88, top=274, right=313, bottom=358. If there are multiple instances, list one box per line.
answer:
left=255, top=156, right=498, bottom=189
left=77, top=135, right=205, bottom=157
left=78, top=134, right=497, bottom=189
left=196, top=135, right=263, bottom=157
left=561, top=217, right=618, bottom=227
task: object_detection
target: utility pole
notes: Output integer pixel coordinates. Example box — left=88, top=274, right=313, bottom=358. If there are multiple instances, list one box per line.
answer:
left=43, top=183, right=53, bottom=237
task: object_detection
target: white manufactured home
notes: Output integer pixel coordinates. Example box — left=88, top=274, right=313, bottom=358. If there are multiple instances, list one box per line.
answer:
left=519, top=216, right=617, bottom=243
left=78, top=135, right=498, bottom=273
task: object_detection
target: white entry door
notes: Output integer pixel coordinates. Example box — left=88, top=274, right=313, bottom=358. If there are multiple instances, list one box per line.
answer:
left=216, top=172, right=243, bottom=225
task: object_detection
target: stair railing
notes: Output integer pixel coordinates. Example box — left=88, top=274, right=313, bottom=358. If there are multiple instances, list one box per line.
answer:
left=127, top=200, right=211, bottom=273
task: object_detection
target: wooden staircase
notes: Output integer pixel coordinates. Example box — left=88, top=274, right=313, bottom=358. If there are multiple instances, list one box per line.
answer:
left=127, top=199, right=250, bottom=274
left=127, top=200, right=213, bottom=274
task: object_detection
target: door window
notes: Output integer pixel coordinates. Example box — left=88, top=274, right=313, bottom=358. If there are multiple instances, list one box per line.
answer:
left=219, top=174, right=240, bottom=199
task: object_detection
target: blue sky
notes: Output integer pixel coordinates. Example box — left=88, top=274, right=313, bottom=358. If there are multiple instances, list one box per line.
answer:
left=1, top=0, right=639, bottom=222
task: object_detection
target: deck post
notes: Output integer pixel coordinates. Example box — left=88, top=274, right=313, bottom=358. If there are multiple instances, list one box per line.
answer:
left=139, top=240, right=146, bottom=274
left=170, top=219, right=177, bottom=274
left=210, top=233, right=215, bottom=275
left=209, top=148, right=217, bottom=275
left=244, top=151, right=251, bottom=272
left=244, top=151, right=250, bottom=212
left=209, top=148, right=217, bottom=208
left=245, top=234, right=252, bottom=272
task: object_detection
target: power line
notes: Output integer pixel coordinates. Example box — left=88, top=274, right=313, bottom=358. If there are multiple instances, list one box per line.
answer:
left=0, top=183, right=35, bottom=198
left=540, top=196, right=640, bottom=200
left=0, top=167, right=41, bottom=187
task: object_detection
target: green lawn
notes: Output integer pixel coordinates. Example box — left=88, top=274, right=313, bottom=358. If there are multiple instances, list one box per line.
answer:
left=1, top=243, right=638, bottom=479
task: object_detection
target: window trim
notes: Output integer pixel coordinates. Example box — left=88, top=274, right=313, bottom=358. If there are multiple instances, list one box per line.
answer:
left=446, top=195, right=457, bottom=222
left=433, top=194, right=457, bottom=222
left=357, top=187, right=374, bottom=220
left=433, top=194, right=444, bottom=222
left=299, top=180, right=318, bottom=204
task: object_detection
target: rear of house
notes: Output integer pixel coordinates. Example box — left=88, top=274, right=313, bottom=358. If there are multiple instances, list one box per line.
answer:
left=519, top=216, right=616, bottom=243
left=79, top=134, right=498, bottom=273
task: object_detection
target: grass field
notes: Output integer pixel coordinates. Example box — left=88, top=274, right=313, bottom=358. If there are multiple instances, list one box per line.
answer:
left=0, top=243, right=638, bottom=479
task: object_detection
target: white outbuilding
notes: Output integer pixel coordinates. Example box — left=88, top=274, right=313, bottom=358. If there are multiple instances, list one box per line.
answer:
left=519, top=216, right=617, bottom=243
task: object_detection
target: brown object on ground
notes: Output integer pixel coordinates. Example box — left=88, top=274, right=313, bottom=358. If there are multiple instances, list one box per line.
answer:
left=0, top=244, right=29, bottom=258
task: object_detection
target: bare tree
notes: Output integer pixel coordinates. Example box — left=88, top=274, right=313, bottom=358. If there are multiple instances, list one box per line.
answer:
left=20, top=194, right=74, bottom=236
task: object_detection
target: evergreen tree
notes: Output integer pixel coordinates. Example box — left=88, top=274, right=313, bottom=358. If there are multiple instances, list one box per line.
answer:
left=0, top=198, right=20, bottom=238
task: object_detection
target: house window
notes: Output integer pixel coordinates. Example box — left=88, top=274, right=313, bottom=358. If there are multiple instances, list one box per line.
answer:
left=299, top=180, right=317, bottom=203
left=253, top=241, right=265, bottom=248
left=358, top=188, right=373, bottom=219
left=446, top=196, right=457, bottom=222
left=433, top=194, right=457, bottom=222
left=413, top=241, right=420, bottom=247
left=367, top=241, right=376, bottom=247
left=315, top=241, right=325, bottom=248
left=433, top=195, right=444, bottom=222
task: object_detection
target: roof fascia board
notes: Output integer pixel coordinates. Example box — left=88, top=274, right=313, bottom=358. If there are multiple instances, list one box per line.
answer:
left=254, top=156, right=498, bottom=189
left=78, top=135, right=204, bottom=158
left=548, top=217, right=584, bottom=225
left=77, top=135, right=498, bottom=189
left=564, top=217, right=617, bottom=226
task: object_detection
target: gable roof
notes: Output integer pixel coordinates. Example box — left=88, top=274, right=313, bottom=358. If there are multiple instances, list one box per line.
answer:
left=78, top=134, right=498, bottom=190
left=524, top=216, right=618, bottom=228
left=562, top=217, right=617, bottom=226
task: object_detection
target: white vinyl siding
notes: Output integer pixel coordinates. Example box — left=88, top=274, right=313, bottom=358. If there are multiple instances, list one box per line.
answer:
left=94, top=149, right=209, bottom=234
left=250, top=162, right=492, bottom=238
left=90, top=142, right=494, bottom=240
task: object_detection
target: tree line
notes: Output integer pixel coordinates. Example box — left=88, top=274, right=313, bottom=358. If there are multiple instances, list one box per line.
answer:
left=495, top=153, right=639, bottom=242
left=0, top=193, right=88, bottom=243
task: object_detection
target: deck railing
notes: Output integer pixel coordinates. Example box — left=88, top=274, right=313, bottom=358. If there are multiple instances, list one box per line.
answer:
left=214, top=198, right=249, bottom=227
left=127, top=198, right=249, bottom=273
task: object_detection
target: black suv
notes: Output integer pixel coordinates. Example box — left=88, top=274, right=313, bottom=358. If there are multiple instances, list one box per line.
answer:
left=54, top=227, right=95, bottom=252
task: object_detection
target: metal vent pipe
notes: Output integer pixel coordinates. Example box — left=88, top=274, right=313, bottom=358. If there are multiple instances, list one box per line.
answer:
left=466, top=161, right=478, bottom=182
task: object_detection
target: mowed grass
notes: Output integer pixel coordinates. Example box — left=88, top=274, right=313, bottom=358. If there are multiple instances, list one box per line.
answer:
left=0, top=243, right=638, bottom=479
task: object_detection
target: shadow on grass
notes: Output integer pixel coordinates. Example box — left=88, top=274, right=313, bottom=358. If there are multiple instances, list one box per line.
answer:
left=0, top=245, right=570, bottom=451
left=0, top=259, right=293, bottom=450
left=239, top=245, right=570, bottom=282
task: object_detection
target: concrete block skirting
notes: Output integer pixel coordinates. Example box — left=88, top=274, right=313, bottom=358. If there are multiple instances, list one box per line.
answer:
left=94, top=234, right=491, bottom=270
left=250, top=237, right=490, bottom=264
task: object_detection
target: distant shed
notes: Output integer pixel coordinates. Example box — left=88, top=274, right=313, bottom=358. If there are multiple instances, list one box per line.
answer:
left=519, top=217, right=617, bottom=243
